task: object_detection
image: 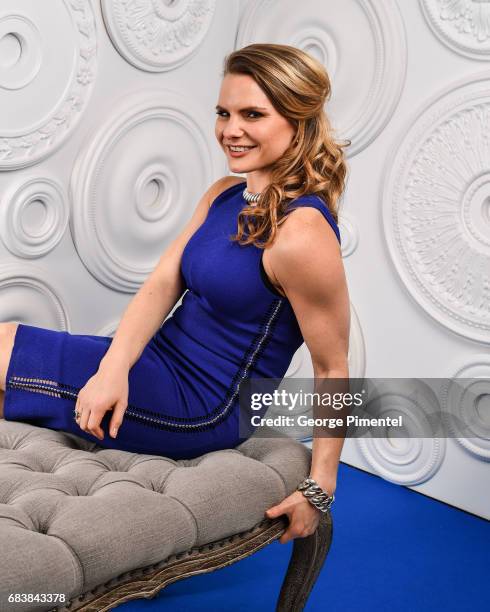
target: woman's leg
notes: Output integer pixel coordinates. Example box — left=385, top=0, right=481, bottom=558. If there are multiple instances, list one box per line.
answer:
left=1, top=321, right=244, bottom=458
left=0, top=322, right=18, bottom=419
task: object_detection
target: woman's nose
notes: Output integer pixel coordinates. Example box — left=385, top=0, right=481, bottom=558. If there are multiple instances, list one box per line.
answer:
left=222, top=115, right=245, bottom=138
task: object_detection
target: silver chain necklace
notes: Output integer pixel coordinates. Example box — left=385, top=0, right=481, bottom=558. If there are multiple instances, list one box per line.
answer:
left=242, top=187, right=261, bottom=206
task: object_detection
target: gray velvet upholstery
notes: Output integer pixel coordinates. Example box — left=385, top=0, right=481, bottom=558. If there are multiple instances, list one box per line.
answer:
left=0, top=421, right=311, bottom=611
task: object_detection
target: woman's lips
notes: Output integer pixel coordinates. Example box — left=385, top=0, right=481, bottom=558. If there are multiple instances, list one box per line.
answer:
left=227, top=145, right=257, bottom=157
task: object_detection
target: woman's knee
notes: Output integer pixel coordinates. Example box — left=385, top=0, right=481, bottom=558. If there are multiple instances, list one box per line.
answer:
left=0, top=322, right=19, bottom=390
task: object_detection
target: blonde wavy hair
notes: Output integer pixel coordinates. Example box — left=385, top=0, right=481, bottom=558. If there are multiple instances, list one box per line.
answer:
left=223, top=43, right=350, bottom=249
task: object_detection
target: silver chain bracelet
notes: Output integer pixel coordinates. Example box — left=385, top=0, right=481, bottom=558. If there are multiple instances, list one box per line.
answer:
left=296, top=477, right=335, bottom=513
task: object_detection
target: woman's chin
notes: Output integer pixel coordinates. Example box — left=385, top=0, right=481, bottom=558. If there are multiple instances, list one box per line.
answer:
left=229, top=160, right=251, bottom=170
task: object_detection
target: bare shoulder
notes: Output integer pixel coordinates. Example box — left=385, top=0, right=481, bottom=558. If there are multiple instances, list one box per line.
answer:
left=277, top=205, right=326, bottom=232
left=207, top=176, right=246, bottom=208
left=262, top=206, right=340, bottom=299
left=272, top=206, right=340, bottom=261
left=267, top=207, right=345, bottom=306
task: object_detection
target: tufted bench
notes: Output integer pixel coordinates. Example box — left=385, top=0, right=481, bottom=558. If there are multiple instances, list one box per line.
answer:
left=0, top=420, right=333, bottom=611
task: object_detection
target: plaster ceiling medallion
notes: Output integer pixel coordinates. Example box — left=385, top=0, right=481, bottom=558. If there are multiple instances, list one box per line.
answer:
left=348, top=304, right=366, bottom=380
left=70, top=90, right=218, bottom=292
left=236, top=0, right=407, bottom=156
left=440, top=357, right=490, bottom=460
left=356, top=379, right=446, bottom=485
left=0, top=0, right=97, bottom=170
left=338, top=212, right=359, bottom=258
left=0, top=263, right=70, bottom=330
left=101, top=0, right=216, bottom=72
left=96, top=320, right=118, bottom=338
left=420, top=0, right=490, bottom=60
left=383, top=72, right=490, bottom=343
left=0, top=177, right=69, bottom=258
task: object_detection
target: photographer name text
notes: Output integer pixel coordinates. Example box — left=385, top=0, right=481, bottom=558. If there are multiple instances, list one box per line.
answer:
left=250, top=415, right=403, bottom=428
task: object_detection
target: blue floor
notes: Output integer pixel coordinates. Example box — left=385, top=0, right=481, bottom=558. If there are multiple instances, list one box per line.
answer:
left=118, top=462, right=490, bottom=611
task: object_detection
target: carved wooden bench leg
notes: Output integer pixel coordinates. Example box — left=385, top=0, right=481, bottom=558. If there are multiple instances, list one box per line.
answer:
left=276, top=511, right=333, bottom=612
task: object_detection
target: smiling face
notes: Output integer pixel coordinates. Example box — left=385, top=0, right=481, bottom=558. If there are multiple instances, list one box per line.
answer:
left=215, top=73, right=296, bottom=191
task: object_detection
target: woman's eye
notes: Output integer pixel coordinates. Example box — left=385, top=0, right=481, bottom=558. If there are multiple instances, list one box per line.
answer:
left=215, top=111, right=262, bottom=118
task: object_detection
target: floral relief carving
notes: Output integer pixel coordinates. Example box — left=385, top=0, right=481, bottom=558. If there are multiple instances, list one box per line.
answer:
left=439, top=0, right=490, bottom=41
left=421, top=0, right=490, bottom=58
left=383, top=74, right=490, bottom=343
left=0, top=0, right=97, bottom=169
left=101, top=0, right=216, bottom=71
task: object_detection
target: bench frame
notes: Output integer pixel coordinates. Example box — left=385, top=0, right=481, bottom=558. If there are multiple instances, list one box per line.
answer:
left=56, top=512, right=333, bottom=612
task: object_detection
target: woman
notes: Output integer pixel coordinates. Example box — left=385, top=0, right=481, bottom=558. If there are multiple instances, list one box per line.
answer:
left=0, top=43, right=350, bottom=543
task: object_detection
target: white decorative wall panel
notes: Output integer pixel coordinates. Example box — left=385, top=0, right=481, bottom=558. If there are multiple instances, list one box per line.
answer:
left=0, top=177, right=69, bottom=258
left=236, top=0, right=407, bottom=156
left=356, top=379, right=446, bottom=485
left=382, top=72, right=490, bottom=344
left=0, top=263, right=70, bottom=330
left=420, top=0, right=490, bottom=60
left=1, top=0, right=239, bottom=335
left=70, top=89, right=221, bottom=292
left=338, top=0, right=489, bottom=518
left=357, top=435, right=446, bottom=487
left=0, top=0, right=97, bottom=169
left=338, top=212, right=359, bottom=259
left=440, top=356, right=490, bottom=460
left=346, top=304, right=366, bottom=380
left=101, top=0, right=216, bottom=71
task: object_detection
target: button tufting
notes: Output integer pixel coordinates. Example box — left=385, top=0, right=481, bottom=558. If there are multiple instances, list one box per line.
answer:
left=0, top=419, right=312, bottom=605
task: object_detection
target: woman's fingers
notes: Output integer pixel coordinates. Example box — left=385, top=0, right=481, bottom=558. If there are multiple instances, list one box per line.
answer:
left=76, top=395, right=103, bottom=441
left=109, top=400, right=127, bottom=438
left=266, top=491, right=321, bottom=544
left=75, top=397, right=122, bottom=442
left=87, top=409, right=105, bottom=441
left=78, top=402, right=91, bottom=433
left=280, top=517, right=317, bottom=544
left=280, top=519, right=313, bottom=544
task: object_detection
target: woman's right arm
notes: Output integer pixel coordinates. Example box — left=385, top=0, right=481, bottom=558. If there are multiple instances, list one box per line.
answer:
left=75, top=176, right=244, bottom=440
left=97, top=176, right=242, bottom=374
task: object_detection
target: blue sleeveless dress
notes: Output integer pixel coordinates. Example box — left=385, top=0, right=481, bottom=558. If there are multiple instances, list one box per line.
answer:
left=4, top=181, right=341, bottom=459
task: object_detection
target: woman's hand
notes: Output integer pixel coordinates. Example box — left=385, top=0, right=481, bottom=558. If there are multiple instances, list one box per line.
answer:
left=265, top=490, right=322, bottom=544
left=265, top=475, right=336, bottom=543
left=74, top=364, right=129, bottom=441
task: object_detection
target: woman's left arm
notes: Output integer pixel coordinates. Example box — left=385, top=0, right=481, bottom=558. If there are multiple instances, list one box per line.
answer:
left=264, top=206, right=350, bottom=542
